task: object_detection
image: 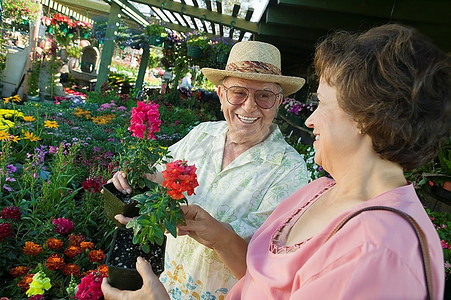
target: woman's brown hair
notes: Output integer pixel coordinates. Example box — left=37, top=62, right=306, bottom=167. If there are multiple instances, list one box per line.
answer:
left=315, top=24, right=451, bottom=171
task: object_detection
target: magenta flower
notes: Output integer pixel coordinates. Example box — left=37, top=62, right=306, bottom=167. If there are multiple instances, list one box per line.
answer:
left=75, top=271, right=103, bottom=300
left=128, top=101, right=161, bottom=140
left=0, top=223, right=13, bottom=242
left=52, top=218, right=74, bottom=235
left=1, top=206, right=21, bottom=221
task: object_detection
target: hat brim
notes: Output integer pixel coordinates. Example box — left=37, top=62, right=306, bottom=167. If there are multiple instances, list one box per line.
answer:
left=201, top=68, right=305, bottom=96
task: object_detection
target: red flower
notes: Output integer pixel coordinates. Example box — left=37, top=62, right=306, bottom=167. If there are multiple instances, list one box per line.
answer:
left=63, top=263, right=80, bottom=276
left=1, top=206, right=21, bottom=221
left=68, top=233, right=85, bottom=246
left=128, top=101, right=161, bottom=140
left=88, top=249, right=106, bottom=263
left=0, top=223, right=13, bottom=242
left=162, top=160, right=199, bottom=200
left=23, top=241, right=42, bottom=256
left=29, top=295, right=45, bottom=300
left=82, top=178, right=103, bottom=193
left=10, top=266, right=30, bottom=278
left=47, top=238, right=63, bottom=250
left=52, top=217, right=74, bottom=235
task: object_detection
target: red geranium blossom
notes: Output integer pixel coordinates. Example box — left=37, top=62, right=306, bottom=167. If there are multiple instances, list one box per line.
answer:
left=0, top=223, right=13, bottom=242
left=128, top=101, right=161, bottom=140
left=52, top=217, right=74, bottom=235
left=1, top=206, right=21, bottom=221
left=45, top=253, right=65, bottom=270
left=162, top=160, right=199, bottom=200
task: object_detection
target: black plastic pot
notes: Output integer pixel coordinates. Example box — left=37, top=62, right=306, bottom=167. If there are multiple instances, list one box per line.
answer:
left=105, top=228, right=166, bottom=291
left=102, top=182, right=140, bottom=227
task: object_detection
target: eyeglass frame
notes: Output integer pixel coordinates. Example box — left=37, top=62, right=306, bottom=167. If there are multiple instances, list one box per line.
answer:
left=221, top=85, right=283, bottom=109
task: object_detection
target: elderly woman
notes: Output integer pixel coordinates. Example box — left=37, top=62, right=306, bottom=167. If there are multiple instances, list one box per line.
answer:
left=103, top=24, right=450, bottom=299
left=107, top=41, right=310, bottom=298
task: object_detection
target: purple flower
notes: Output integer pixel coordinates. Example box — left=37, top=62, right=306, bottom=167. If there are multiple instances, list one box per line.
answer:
left=6, top=164, right=17, bottom=173
left=52, top=218, right=74, bottom=235
left=3, top=185, right=12, bottom=192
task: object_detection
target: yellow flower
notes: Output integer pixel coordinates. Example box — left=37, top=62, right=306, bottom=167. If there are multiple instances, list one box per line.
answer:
left=12, top=95, right=21, bottom=102
left=3, top=97, right=11, bottom=104
left=0, top=130, right=9, bottom=141
left=23, top=116, right=35, bottom=122
left=23, top=131, right=41, bottom=142
left=10, top=135, right=20, bottom=143
left=44, top=120, right=59, bottom=128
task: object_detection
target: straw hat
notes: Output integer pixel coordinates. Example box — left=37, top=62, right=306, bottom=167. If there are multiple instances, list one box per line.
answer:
left=201, top=41, right=305, bottom=96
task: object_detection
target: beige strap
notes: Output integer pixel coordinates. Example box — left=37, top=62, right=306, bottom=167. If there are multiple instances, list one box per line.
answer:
left=325, top=206, right=434, bottom=300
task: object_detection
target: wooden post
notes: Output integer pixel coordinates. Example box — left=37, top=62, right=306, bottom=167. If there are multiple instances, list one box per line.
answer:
left=95, top=2, right=120, bottom=93
left=134, top=43, right=150, bottom=92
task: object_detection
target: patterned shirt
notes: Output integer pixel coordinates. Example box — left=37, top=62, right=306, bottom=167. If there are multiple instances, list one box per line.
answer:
left=159, top=121, right=310, bottom=299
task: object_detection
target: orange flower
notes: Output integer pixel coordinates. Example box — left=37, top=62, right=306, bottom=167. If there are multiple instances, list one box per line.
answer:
left=47, top=238, right=63, bottom=250
left=88, top=249, right=106, bottom=263
left=23, top=241, right=42, bottom=256
left=17, top=273, right=34, bottom=291
left=162, top=160, right=199, bottom=200
left=64, top=246, right=82, bottom=258
left=98, top=264, right=108, bottom=277
left=45, top=253, right=65, bottom=270
left=10, top=266, right=30, bottom=278
left=63, top=263, right=80, bottom=276
left=23, top=115, right=35, bottom=122
left=80, top=241, right=94, bottom=250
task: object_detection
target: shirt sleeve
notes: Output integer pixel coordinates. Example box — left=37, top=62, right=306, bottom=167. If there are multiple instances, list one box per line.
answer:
left=290, top=243, right=426, bottom=300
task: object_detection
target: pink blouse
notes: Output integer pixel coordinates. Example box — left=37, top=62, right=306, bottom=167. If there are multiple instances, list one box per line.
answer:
left=227, top=177, right=445, bottom=299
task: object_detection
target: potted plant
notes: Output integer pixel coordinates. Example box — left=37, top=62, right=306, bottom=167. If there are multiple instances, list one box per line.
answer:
left=103, top=100, right=168, bottom=226
left=106, top=159, right=199, bottom=290
left=185, top=32, right=209, bottom=59
left=210, top=36, right=235, bottom=65
left=103, top=101, right=199, bottom=290
left=145, top=21, right=167, bottom=46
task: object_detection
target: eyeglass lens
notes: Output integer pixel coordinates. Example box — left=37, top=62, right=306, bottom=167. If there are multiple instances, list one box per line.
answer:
left=225, top=86, right=278, bottom=109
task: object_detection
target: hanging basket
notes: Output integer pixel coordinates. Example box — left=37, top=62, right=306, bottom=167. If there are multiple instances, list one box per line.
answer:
left=149, top=34, right=163, bottom=46
left=187, top=46, right=202, bottom=59
left=216, top=52, right=229, bottom=64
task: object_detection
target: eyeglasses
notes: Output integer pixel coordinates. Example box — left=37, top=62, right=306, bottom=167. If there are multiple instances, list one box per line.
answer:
left=222, top=85, right=281, bottom=109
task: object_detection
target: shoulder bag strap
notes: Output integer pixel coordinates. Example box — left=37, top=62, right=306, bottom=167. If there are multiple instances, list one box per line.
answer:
left=324, top=205, right=434, bottom=300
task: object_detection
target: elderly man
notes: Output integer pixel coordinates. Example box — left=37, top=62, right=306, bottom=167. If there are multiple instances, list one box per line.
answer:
left=103, top=41, right=309, bottom=299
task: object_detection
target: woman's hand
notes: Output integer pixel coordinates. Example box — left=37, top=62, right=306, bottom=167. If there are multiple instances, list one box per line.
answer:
left=101, top=256, right=170, bottom=300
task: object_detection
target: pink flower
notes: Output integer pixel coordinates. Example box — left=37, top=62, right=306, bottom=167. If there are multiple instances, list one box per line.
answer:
left=128, top=101, right=161, bottom=140
left=52, top=218, right=74, bottom=235
left=441, top=240, right=449, bottom=249
left=75, top=271, right=104, bottom=300
left=1, top=206, right=21, bottom=221
left=0, top=223, right=13, bottom=242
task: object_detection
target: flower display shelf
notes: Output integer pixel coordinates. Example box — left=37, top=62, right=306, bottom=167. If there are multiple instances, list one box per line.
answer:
left=187, top=46, right=202, bottom=59
left=106, top=228, right=166, bottom=291
left=103, top=182, right=140, bottom=227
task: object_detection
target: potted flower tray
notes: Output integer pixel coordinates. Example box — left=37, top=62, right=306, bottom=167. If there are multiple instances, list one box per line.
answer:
left=105, top=227, right=166, bottom=291
left=103, top=182, right=140, bottom=227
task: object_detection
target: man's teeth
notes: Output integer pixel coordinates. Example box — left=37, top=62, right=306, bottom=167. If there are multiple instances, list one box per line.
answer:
left=237, top=114, right=258, bottom=124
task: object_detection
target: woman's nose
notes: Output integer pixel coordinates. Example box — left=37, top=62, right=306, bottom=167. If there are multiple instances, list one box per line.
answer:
left=305, top=111, right=315, bottom=129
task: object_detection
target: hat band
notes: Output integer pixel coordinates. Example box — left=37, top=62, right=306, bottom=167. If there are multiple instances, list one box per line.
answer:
left=226, top=61, right=281, bottom=75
